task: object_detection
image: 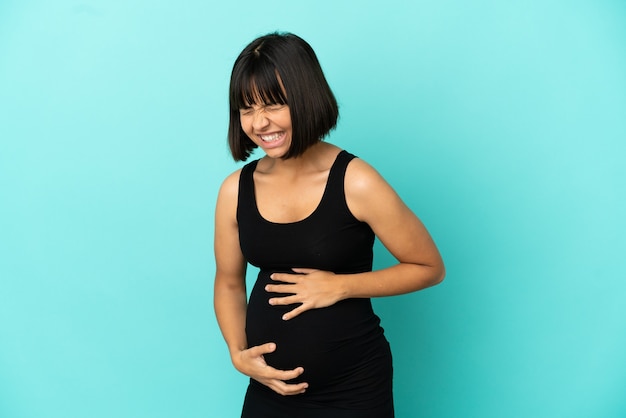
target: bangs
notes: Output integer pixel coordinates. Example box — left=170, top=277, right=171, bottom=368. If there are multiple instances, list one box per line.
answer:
left=231, top=63, right=288, bottom=110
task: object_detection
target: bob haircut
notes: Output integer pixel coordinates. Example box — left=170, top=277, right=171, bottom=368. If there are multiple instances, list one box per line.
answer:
left=228, top=32, right=339, bottom=161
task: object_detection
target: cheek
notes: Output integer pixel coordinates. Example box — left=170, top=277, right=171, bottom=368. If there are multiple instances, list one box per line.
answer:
left=239, top=117, right=252, bottom=134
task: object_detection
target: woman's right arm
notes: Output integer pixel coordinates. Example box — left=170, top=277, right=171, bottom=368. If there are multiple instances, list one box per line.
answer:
left=213, top=171, right=308, bottom=395
left=214, top=171, right=248, bottom=358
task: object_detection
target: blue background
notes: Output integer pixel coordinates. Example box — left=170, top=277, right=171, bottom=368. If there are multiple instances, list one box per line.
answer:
left=1, top=1, right=625, bottom=417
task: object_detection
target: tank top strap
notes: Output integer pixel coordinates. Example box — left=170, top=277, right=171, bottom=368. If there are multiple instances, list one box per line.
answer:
left=324, top=150, right=356, bottom=201
left=237, top=159, right=260, bottom=220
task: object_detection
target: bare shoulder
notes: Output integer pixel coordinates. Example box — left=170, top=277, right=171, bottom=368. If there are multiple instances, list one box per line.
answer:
left=344, top=156, right=401, bottom=222
left=215, top=168, right=243, bottom=220
left=344, top=158, right=391, bottom=198
left=218, top=169, right=242, bottom=198
left=344, top=156, right=386, bottom=190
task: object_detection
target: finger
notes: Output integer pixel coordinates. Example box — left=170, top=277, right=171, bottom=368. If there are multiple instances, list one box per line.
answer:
left=269, top=273, right=299, bottom=284
left=258, top=365, right=303, bottom=380
left=246, top=342, right=276, bottom=357
left=290, top=267, right=319, bottom=274
left=282, top=304, right=309, bottom=321
left=263, top=378, right=308, bottom=396
left=265, top=283, right=298, bottom=294
left=271, top=380, right=309, bottom=396
left=268, top=366, right=305, bottom=381
left=269, top=295, right=300, bottom=306
left=270, top=273, right=305, bottom=283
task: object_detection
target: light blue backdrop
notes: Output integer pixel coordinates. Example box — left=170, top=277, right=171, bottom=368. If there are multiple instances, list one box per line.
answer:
left=1, top=1, right=625, bottom=417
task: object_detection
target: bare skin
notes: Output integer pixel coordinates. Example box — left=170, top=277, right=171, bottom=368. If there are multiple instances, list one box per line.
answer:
left=214, top=114, right=445, bottom=396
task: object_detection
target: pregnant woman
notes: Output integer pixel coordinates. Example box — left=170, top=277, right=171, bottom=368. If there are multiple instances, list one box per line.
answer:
left=214, top=32, right=445, bottom=418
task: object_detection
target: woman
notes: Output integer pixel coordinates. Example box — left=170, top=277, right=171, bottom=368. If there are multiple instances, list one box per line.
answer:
left=214, top=32, right=445, bottom=418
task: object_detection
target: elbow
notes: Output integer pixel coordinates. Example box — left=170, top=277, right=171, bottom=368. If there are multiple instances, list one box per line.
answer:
left=435, top=264, right=446, bottom=285
left=408, top=260, right=445, bottom=290
left=430, top=261, right=446, bottom=287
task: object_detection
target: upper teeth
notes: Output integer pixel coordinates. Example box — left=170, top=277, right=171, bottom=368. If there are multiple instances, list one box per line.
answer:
left=260, top=133, right=281, bottom=142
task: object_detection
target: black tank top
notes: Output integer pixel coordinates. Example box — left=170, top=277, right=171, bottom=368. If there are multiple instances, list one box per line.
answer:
left=237, top=150, right=393, bottom=410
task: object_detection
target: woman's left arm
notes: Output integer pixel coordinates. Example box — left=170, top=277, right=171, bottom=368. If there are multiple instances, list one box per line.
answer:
left=267, top=158, right=445, bottom=320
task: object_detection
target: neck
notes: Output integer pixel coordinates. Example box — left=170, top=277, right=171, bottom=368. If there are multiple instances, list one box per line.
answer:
left=260, top=142, right=337, bottom=174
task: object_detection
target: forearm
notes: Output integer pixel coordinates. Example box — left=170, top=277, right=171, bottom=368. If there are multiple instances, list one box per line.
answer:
left=340, top=262, right=445, bottom=299
left=213, top=278, right=248, bottom=359
left=267, top=262, right=445, bottom=321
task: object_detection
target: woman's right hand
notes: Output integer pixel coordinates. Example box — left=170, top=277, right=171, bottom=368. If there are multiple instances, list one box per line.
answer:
left=232, top=342, right=309, bottom=396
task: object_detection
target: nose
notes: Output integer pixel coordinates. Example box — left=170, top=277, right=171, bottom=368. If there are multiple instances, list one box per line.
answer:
left=251, top=109, right=270, bottom=130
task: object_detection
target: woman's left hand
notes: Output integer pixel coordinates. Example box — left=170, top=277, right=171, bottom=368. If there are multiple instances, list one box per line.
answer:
left=266, top=268, right=345, bottom=320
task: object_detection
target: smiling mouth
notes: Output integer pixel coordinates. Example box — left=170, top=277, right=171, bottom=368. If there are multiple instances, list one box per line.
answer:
left=259, top=132, right=284, bottom=142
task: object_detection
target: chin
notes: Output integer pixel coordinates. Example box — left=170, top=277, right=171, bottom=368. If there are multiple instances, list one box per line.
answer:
left=263, top=146, right=291, bottom=159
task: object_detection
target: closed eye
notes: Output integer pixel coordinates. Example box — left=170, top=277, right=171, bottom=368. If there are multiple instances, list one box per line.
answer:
left=266, top=104, right=286, bottom=111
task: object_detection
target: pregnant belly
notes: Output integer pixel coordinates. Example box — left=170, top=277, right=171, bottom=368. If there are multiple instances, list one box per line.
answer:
left=245, top=271, right=383, bottom=389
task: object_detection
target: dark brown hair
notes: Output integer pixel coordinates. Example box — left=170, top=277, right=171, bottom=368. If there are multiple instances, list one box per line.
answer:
left=228, top=32, right=339, bottom=161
